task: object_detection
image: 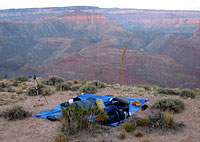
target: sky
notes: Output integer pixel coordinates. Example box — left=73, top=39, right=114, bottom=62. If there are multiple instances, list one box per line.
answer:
left=0, top=0, right=200, bottom=10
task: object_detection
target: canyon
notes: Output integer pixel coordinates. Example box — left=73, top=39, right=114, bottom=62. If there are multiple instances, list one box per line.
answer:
left=0, top=6, right=200, bottom=88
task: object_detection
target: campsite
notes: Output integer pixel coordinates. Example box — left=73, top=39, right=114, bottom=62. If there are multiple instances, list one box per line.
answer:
left=0, top=76, right=200, bottom=142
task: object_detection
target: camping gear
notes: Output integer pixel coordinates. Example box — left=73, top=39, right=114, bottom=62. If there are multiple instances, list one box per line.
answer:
left=132, top=100, right=141, bottom=106
left=33, top=94, right=149, bottom=126
left=96, top=98, right=105, bottom=112
left=113, top=96, right=130, bottom=105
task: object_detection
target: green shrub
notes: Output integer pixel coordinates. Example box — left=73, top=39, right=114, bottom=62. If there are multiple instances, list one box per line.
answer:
left=151, top=98, right=185, bottom=113
left=180, top=89, right=197, bottom=99
left=16, top=89, right=23, bottom=94
left=143, top=85, right=153, bottom=91
left=12, top=76, right=28, bottom=82
left=48, top=76, right=64, bottom=86
left=61, top=104, right=101, bottom=135
left=163, top=111, right=174, bottom=128
left=70, top=84, right=82, bottom=91
left=123, top=123, right=133, bottom=132
left=42, top=88, right=54, bottom=96
left=7, top=87, right=16, bottom=92
left=0, top=82, right=6, bottom=88
left=56, top=82, right=71, bottom=91
left=79, top=84, right=97, bottom=94
left=119, top=130, right=126, bottom=140
left=142, top=139, right=152, bottom=142
left=157, top=88, right=180, bottom=95
left=134, top=130, right=143, bottom=137
left=90, top=81, right=105, bottom=89
left=138, top=117, right=150, bottom=127
left=54, top=134, right=68, bottom=142
left=120, top=85, right=134, bottom=92
left=0, top=105, right=31, bottom=121
left=27, top=85, right=53, bottom=96
left=12, top=80, right=22, bottom=86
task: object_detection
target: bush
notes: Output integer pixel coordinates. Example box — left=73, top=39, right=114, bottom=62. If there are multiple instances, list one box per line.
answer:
left=143, top=85, right=153, bottom=91
left=48, top=76, right=64, bottom=86
left=180, top=89, right=197, bottom=99
left=54, top=134, right=68, bottom=142
left=56, top=82, right=71, bottom=91
left=120, top=85, right=134, bottom=92
left=142, top=139, right=152, bottom=142
left=61, top=104, right=100, bottom=135
left=90, top=81, right=105, bottom=89
left=138, top=117, right=150, bottom=127
left=16, top=89, right=23, bottom=94
left=119, top=130, right=126, bottom=140
left=7, top=87, right=16, bottom=92
left=157, top=88, right=180, bottom=95
left=12, top=76, right=28, bottom=82
left=0, top=82, right=6, bottom=88
left=27, top=85, right=53, bottom=96
left=0, top=105, right=31, bottom=121
left=134, top=130, right=143, bottom=137
left=12, top=80, right=22, bottom=86
left=123, top=123, right=133, bottom=132
left=79, top=84, right=97, bottom=94
left=151, top=98, right=185, bottom=113
left=70, top=84, right=82, bottom=91
left=163, top=111, right=174, bottom=128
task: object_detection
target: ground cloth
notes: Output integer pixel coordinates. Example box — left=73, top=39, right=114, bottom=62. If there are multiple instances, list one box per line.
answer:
left=33, top=93, right=148, bottom=126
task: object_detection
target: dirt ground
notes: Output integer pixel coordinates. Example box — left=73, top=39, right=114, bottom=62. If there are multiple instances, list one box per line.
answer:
left=0, top=81, right=200, bottom=142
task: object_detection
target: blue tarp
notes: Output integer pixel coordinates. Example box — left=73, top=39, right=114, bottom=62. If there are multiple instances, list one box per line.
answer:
left=33, top=93, right=148, bottom=126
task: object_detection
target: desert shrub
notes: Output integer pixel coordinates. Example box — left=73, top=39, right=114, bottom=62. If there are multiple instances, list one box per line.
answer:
left=157, top=88, right=180, bottom=95
left=56, top=82, right=71, bottom=91
left=12, top=80, right=22, bottom=86
left=81, top=80, right=87, bottom=85
left=16, top=89, right=23, bottom=94
left=121, top=85, right=134, bottom=92
left=0, top=86, right=3, bottom=92
left=0, top=82, right=6, bottom=88
left=138, top=117, right=150, bottom=127
left=127, top=114, right=140, bottom=128
left=48, top=76, right=64, bottom=86
left=54, top=134, right=68, bottom=142
left=90, top=80, right=105, bottom=89
left=61, top=104, right=102, bottom=135
left=151, top=98, right=185, bottom=113
left=12, top=76, right=28, bottom=82
left=22, top=86, right=27, bottom=90
left=42, top=88, right=54, bottom=96
left=194, top=88, right=200, bottom=93
left=0, top=105, right=31, bottom=121
left=70, top=84, right=82, bottom=91
left=119, top=130, right=126, bottom=140
left=163, top=111, right=174, bottom=128
left=27, top=85, right=53, bottom=96
left=180, top=89, right=197, bottom=99
left=41, top=79, right=52, bottom=85
left=134, top=130, right=143, bottom=137
left=79, top=84, right=97, bottom=94
left=142, top=139, right=152, bottom=142
left=123, top=123, right=133, bottom=132
left=7, top=87, right=16, bottom=92
left=143, top=85, right=153, bottom=91
left=148, top=110, right=164, bottom=124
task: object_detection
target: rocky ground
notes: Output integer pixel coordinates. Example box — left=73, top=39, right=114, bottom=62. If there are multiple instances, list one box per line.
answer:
left=0, top=78, right=200, bottom=142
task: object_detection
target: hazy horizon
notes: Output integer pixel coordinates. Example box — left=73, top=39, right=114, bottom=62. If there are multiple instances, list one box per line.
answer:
left=0, top=0, right=200, bottom=11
